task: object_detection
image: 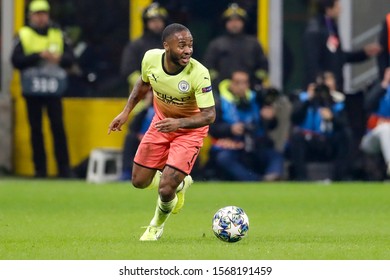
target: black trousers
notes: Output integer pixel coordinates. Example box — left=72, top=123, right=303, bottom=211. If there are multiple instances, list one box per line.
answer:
left=24, top=95, right=70, bottom=177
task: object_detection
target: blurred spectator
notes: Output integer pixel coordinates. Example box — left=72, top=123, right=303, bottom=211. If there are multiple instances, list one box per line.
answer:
left=262, top=87, right=292, bottom=154
left=203, top=3, right=268, bottom=92
left=119, top=2, right=169, bottom=180
left=11, top=0, right=74, bottom=178
left=208, top=70, right=283, bottom=181
left=287, top=71, right=351, bottom=181
left=360, top=68, right=390, bottom=180
left=120, top=92, right=154, bottom=181
left=64, top=26, right=99, bottom=97
left=377, top=14, right=390, bottom=78
left=120, top=2, right=169, bottom=90
left=303, top=0, right=381, bottom=91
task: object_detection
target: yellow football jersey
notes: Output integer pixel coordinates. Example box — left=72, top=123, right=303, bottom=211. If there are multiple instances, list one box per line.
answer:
left=141, top=49, right=215, bottom=119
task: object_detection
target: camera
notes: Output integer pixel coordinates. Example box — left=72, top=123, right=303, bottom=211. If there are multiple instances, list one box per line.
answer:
left=256, top=87, right=281, bottom=106
left=313, top=83, right=333, bottom=107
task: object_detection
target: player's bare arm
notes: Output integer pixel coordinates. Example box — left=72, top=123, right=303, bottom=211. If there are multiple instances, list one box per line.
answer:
left=108, top=77, right=151, bottom=134
left=155, top=106, right=216, bottom=133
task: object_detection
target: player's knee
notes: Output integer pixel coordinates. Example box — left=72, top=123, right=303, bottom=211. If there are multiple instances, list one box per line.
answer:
left=158, top=185, right=176, bottom=201
left=131, top=174, right=149, bottom=189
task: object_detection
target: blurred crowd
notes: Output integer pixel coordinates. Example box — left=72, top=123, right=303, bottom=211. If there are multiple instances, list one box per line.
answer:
left=11, top=0, right=390, bottom=181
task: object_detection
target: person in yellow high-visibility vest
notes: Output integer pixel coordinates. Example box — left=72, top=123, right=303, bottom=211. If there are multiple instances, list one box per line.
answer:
left=11, top=0, right=75, bottom=178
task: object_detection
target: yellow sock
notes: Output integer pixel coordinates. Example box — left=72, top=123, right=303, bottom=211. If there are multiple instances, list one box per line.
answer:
left=150, top=195, right=178, bottom=227
left=145, top=170, right=161, bottom=190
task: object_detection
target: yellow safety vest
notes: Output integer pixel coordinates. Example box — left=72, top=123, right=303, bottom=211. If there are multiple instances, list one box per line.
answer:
left=19, top=26, right=64, bottom=55
left=18, top=26, right=67, bottom=96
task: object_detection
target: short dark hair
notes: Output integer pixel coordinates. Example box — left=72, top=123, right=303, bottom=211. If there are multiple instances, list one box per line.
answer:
left=162, top=23, right=189, bottom=43
left=317, top=0, right=338, bottom=15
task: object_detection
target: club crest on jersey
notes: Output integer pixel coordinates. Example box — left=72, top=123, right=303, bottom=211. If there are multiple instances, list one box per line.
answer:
left=178, top=80, right=190, bottom=93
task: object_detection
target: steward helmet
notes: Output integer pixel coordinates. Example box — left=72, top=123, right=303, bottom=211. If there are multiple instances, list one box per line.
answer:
left=142, top=2, right=168, bottom=23
left=222, top=3, right=247, bottom=21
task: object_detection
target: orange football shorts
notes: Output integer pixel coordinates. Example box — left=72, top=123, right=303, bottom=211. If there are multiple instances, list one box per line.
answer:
left=133, top=118, right=208, bottom=175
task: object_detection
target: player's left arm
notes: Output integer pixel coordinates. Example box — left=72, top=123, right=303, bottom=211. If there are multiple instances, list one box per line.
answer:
left=155, top=106, right=216, bottom=132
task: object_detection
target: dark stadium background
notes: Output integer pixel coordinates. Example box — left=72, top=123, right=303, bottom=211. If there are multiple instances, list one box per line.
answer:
left=42, top=0, right=313, bottom=97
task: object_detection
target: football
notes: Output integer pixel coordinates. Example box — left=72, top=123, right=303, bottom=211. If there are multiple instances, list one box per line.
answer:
left=212, top=206, right=249, bottom=243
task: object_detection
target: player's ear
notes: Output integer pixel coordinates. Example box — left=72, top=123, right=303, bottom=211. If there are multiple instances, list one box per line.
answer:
left=163, top=41, right=169, bottom=51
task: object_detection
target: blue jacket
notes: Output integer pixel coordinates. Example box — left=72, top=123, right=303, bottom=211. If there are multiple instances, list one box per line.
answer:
left=375, top=87, right=390, bottom=117
left=292, top=91, right=345, bottom=135
left=209, top=79, right=276, bottom=149
left=364, top=83, right=390, bottom=131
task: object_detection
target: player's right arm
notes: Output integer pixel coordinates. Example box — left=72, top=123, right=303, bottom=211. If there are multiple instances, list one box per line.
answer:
left=108, top=77, right=151, bottom=134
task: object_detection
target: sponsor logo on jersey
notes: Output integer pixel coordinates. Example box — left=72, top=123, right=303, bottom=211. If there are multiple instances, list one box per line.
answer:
left=155, top=90, right=191, bottom=105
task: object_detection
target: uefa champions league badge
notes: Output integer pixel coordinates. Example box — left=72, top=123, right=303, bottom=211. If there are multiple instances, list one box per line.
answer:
left=178, top=80, right=190, bottom=93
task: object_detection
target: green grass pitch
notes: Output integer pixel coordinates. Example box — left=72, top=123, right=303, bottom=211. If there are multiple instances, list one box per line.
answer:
left=0, top=178, right=389, bottom=260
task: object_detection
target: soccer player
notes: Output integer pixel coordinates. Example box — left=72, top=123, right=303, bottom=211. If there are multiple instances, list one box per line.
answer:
left=108, top=23, right=216, bottom=241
